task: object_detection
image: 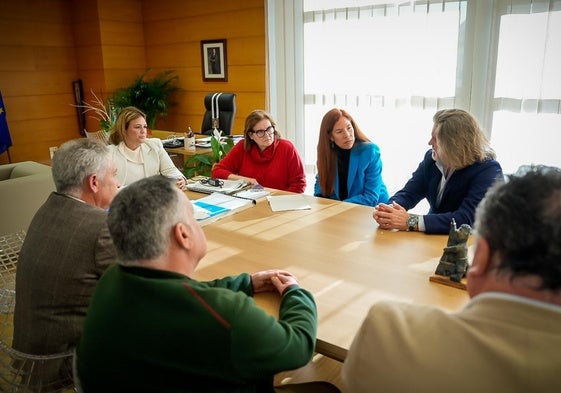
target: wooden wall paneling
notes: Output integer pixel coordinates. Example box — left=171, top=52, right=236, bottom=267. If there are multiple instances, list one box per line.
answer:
left=71, top=1, right=106, bottom=135
left=31, top=22, right=75, bottom=46
left=8, top=116, right=79, bottom=162
left=0, top=71, right=79, bottom=97
left=142, top=0, right=263, bottom=20
left=74, top=45, right=105, bottom=70
left=72, top=21, right=103, bottom=47
left=4, top=94, right=77, bottom=122
left=102, top=68, right=145, bottom=92
left=97, top=0, right=143, bottom=21
left=99, top=19, right=144, bottom=45
left=102, top=46, right=146, bottom=69
left=141, top=0, right=267, bottom=133
left=0, top=0, right=268, bottom=163
left=0, top=0, right=80, bottom=163
left=229, top=36, right=266, bottom=64
left=145, top=43, right=199, bottom=69
left=0, top=47, right=36, bottom=71
left=98, top=0, right=146, bottom=93
left=34, top=46, right=77, bottom=71
left=142, top=20, right=184, bottom=45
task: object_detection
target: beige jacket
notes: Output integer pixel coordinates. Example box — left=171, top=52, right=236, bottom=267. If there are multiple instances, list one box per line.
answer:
left=343, top=293, right=561, bottom=393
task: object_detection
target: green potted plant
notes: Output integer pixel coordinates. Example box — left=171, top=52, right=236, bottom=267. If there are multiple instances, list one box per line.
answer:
left=109, top=69, right=180, bottom=128
left=184, top=129, right=235, bottom=178
left=74, top=69, right=179, bottom=133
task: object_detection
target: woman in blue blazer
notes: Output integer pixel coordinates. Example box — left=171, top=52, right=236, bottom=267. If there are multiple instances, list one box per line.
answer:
left=314, top=108, right=389, bottom=206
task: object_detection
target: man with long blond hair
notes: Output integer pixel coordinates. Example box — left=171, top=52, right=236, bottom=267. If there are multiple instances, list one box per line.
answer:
left=373, top=109, right=503, bottom=234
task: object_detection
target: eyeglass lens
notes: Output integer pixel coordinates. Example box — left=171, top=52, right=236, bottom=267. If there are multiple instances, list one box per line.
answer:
left=253, top=126, right=274, bottom=137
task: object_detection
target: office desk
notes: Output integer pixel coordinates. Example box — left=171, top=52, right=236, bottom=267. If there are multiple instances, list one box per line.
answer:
left=151, top=130, right=222, bottom=167
left=187, top=192, right=470, bottom=361
left=165, top=145, right=212, bottom=161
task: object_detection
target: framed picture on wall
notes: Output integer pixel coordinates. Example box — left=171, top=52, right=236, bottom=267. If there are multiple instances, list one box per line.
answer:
left=201, top=39, right=228, bottom=82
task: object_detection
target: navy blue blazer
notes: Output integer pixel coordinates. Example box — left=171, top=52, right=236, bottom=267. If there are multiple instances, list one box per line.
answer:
left=314, top=142, right=389, bottom=207
left=390, top=149, right=503, bottom=234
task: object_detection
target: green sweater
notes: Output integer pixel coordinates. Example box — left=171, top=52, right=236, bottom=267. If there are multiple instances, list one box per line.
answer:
left=77, top=265, right=317, bottom=393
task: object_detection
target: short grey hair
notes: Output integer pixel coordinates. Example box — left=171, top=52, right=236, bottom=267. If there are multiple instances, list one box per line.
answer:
left=52, top=138, right=112, bottom=195
left=108, top=175, right=188, bottom=265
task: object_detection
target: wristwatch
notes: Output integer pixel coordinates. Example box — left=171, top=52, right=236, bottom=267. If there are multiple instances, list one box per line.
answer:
left=407, top=214, right=419, bottom=232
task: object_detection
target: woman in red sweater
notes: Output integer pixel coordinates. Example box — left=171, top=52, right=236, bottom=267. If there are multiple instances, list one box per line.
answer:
left=212, top=110, right=306, bottom=193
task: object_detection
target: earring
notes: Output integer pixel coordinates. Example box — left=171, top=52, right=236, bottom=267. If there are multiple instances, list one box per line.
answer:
left=330, top=140, right=335, bottom=149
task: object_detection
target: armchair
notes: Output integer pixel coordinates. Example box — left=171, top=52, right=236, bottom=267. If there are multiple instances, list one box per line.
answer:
left=0, top=288, right=74, bottom=392
left=0, top=161, right=55, bottom=236
left=201, top=92, right=236, bottom=136
left=0, top=230, right=25, bottom=291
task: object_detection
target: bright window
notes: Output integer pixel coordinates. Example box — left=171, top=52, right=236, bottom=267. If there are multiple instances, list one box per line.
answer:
left=303, top=1, right=466, bottom=193
left=492, top=8, right=561, bottom=173
left=268, top=0, right=561, bottom=194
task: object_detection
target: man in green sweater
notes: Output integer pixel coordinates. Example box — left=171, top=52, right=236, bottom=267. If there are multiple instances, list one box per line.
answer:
left=77, top=175, right=334, bottom=393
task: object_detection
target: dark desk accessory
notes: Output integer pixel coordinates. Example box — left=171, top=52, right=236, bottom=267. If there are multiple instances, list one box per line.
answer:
left=200, top=177, right=224, bottom=188
left=429, top=219, right=471, bottom=290
left=162, top=138, right=184, bottom=148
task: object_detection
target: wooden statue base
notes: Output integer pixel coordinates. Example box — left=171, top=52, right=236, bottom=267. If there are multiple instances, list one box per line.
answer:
left=429, top=274, right=467, bottom=290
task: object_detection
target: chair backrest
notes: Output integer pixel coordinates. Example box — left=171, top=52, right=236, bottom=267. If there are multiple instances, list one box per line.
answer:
left=85, top=130, right=109, bottom=144
left=0, top=230, right=26, bottom=291
left=200, top=92, right=236, bottom=136
left=0, top=288, right=74, bottom=392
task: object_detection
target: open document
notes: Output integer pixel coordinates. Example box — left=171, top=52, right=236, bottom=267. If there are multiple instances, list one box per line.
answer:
left=192, top=192, right=254, bottom=222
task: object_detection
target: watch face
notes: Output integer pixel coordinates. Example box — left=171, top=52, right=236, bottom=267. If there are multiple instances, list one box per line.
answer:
left=408, top=215, right=417, bottom=231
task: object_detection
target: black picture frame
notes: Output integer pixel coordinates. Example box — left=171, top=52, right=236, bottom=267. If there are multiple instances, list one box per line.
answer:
left=201, top=39, right=228, bottom=82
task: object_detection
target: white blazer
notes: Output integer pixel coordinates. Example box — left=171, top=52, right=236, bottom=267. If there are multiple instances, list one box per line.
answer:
left=109, top=138, right=184, bottom=186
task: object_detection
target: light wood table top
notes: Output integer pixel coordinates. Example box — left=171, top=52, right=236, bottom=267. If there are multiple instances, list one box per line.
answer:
left=186, top=191, right=470, bottom=361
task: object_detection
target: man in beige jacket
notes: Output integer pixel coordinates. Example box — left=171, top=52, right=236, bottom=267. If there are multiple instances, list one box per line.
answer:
left=343, top=165, right=561, bottom=393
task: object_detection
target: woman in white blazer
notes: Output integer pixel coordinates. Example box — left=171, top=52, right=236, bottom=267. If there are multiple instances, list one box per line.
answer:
left=108, top=106, right=186, bottom=188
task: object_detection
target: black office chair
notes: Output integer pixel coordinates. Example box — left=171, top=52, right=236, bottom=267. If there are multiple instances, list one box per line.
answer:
left=201, top=92, right=236, bottom=136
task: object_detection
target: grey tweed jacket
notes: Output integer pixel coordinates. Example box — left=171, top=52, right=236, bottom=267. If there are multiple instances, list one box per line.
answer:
left=13, top=192, right=116, bottom=354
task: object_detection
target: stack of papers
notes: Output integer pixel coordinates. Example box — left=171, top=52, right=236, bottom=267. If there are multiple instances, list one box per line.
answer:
left=192, top=192, right=254, bottom=222
left=194, top=136, right=213, bottom=148
left=266, top=195, right=311, bottom=212
left=194, top=135, right=244, bottom=148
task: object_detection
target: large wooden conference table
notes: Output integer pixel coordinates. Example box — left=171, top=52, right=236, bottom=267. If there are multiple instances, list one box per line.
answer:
left=186, top=190, right=470, bottom=362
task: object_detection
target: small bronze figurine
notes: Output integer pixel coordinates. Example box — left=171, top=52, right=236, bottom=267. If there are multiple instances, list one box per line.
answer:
left=435, top=219, right=471, bottom=282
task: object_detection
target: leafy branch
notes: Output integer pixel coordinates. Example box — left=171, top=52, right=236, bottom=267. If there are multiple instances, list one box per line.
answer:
left=184, top=129, right=235, bottom=178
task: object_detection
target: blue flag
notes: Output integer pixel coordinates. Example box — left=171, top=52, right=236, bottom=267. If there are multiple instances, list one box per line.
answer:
left=0, top=90, right=13, bottom=154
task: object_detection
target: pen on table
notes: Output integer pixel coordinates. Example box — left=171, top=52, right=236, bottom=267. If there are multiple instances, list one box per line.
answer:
left=230, top=192, right=257, bottom=205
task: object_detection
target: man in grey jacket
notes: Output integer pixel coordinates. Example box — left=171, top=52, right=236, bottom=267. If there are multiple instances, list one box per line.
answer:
left=13, top=138, right=119, bottom=356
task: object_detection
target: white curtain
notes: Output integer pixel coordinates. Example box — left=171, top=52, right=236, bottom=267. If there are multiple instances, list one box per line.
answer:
left=491, top=0, right=561, bottom=174
left=267, top=0, right=561, bottom=192
left=302, top=0, right=467, bottom=194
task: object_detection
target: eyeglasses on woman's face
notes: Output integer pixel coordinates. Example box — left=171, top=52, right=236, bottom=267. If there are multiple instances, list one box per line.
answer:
left=250, top=125, right=275, bottom=138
